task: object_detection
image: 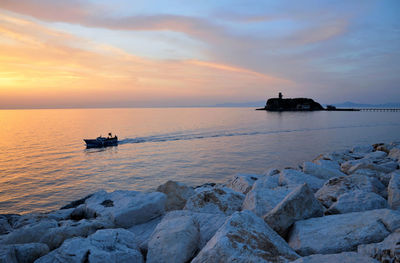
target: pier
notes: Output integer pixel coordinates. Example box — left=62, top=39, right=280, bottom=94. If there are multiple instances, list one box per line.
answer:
left=359, top=108, right=400, bottom=112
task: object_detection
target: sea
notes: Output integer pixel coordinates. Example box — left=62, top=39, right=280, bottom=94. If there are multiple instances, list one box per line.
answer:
left=1, top=107, right=400, bottom=214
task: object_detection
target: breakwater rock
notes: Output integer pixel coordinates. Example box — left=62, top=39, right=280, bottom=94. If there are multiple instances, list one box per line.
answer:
left=1, top=142, right=400, bottom=262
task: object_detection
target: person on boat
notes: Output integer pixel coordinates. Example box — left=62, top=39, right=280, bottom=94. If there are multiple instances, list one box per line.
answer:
left=108, top=132, right=112, bottom=138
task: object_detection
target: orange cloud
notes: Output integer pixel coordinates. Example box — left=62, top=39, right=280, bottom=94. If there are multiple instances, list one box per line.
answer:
left=0, top=13, right=292, bottom=108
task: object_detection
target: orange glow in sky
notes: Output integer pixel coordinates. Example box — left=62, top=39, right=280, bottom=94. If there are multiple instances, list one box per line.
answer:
left=1, top=1, right=399, bottom=108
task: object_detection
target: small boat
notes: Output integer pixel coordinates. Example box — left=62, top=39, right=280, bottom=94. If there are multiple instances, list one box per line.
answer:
left=84, top=133, right=118, bottom=148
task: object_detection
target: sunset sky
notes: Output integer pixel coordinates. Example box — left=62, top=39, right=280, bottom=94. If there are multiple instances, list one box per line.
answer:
left=0, top=0, right=399, bottom=108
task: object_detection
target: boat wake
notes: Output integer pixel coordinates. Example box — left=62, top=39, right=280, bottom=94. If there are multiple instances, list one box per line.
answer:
left=118, top=123, right=400, bottom=145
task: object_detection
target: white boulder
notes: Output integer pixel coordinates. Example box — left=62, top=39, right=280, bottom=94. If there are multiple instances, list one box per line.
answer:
left=242, top=175, right=294, bottom=217
left=389, top=147, right=400, bottom=161
left=388, top=171, right=400, bottom=210
left=279, top=169, right=325, bottom=192
left=156, top=180, right=195, bottom=211
left=0, top=243, right=49, bottom=263
left=0, top=220, right=58, bottom=245
left=147, top=214, right=199, bottom=263
left=40, top=218, right=113, bottom=250
left=227, top=173, right=261, bottom=194
left=191, top=210, right=299, bottom=263
left=35, top=228, right=143, bottom=263
left=302, top=161, right=346, bottom=180
left=184, top=187, right=244, bottom=215
left=264, top=184, right=324, bottom=236
left=84, top=190, right=166, bottom=228
left=288, top=209, right=400, bottom=256
left=160, top=210, right=226, bottom=249
left=128, top=216, right=162, bottom=251
left=327, top=190, right=388, bottom=214
left=358, top=229, right=400, bottom=263
left=292, top=252, right=379, bottom=263
left=352, top=145, right=374, bottom=154
left=315, top=174, right=385, bottom=208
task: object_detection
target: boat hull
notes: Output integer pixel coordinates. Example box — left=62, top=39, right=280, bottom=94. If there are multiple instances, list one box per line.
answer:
left=84, top=137, right=118, bottom=148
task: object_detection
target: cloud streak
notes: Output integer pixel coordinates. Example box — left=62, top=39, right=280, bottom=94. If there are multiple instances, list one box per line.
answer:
left=0, top=13, right=291, bottom=108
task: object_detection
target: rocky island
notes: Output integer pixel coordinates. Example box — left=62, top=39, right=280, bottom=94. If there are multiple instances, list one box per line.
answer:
left=257, top=93, right=359, bottom=111
left=1, top=142, right=400, bottom=262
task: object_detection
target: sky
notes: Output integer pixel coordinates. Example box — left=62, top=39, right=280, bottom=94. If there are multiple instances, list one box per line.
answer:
left=0, top=0, right=399, bottom=108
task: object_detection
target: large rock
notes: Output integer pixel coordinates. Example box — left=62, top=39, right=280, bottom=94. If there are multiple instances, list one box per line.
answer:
left=352, top=145, right=374, bottom=154
left=388, top=171, right=400, bottom=210
left=0, top=215, right=13, bottom=235
left=279, top=169, right=325, bottom=192
left=128, top=216, right=162, bottom=251
left=242, top=175, right=294, bottom=217
left=39, top=219, right=113, bottom=250
left=227, top=173, right=261, bottom=194
left=389, top=147, right=400, bottom=161
left=302, top=161, right=346, bottom=180
left=160, top=210, right=226, bottom=249
left=292, top=252, right=379, bottom=263
left=327, top=190, right=387, bottom=214
left=342, top=159, right=398, bottom=175
left=147, top=214, right=199, bottom=263
left=263, top=184, right=324, bottom=236
left=191, top=210, right=299, bottom=263
left=0, top=219, right=58, bottom=245
left=315, top=174, right=385, bottom=208
left=84, top=190, right=166, bottom=228
left=184, top=187, right=244, bottom=215
left=156, top=180, right=195, bottom=211
left=358, top=229, right=400, bottom=263
left=0, top=243, right=49, bottom=263
left=35, top=228, right=143, bottom=263
left=288, top=209, right=400, bottom=256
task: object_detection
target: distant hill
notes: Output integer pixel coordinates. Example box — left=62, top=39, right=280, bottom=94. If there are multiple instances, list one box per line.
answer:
left=332, top=101, right=400, bottom=108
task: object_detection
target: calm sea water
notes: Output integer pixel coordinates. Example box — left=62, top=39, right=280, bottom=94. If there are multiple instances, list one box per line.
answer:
left=1, top=108, right=400, bottom=214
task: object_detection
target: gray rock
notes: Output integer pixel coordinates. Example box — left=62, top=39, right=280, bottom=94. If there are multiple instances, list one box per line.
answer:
left=279, top=169, right=325, bottom=192
left=156, top=180, right=195, bottom=211
left=302, top=161, right=346, bottom=180
left=343, top=159, right=398, bottom=175
left=242, top=175, right=294, bottom=217
left=39, top=218, right=113, bottom=250
left=263, top=184, right=324, bottom=236
left=388, top=171, right=400, bottom=210
left=358, top=229, right=400, bottom=263
left=35, top=228, right=143, bottom=263
left=263, top=168, right=280, bottom=177
left=161, top=210, right=226, bottom=249
left=84, top=190, right=167, bottom=228
left=389, top=147, right=400, bottom=161
left=147, top=214, right=199, bottom=263
left=0, top=216, right=12, bottom=235
left=327, top=190, right=388, bottom=214
left=184, top=187, right=244, bottom=215
left=44, top=209, right=75, bottom=221
left=352, top=145, right=374, bottom=154
left=0, top=220, right=58, bottom=245
left=227, top=173, right=261, bottom=194
left=288, top=209, right=400, bottom=256
left=364, top=151, right=388, bottom=161
left=292, top=252, right=379, bottom=263
left=315, top=174, right=385, bottom=208
left=192, top=210, right=299, bottom=263
left=0, top=243, right=49, bottom=263
left=128, top=216, right=162, bottom=251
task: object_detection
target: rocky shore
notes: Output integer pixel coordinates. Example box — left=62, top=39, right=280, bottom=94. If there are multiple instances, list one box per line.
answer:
left=1, top=142, right=400, bottom=262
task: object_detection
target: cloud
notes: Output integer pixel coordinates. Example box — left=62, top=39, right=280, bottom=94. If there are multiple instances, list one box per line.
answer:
left=0, top=13, right=291, bottom=108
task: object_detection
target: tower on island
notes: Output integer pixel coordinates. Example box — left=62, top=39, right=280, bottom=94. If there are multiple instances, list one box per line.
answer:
left=278, top=92, right=283, bottom=100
